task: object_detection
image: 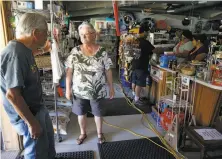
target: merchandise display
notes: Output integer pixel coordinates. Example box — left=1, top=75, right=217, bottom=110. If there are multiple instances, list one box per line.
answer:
left=119, top=33, right=141, bottom=82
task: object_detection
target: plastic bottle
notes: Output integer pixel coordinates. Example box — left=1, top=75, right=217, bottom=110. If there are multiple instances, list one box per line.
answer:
left=172, top=60, right=177, bottom=71
left=168, top=60, right=173, bottom=69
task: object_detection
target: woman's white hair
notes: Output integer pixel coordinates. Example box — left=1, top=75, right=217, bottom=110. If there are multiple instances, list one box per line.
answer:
left=78, top=22, right=96, bottom=33
left=16, top=13, right=47, bottom=38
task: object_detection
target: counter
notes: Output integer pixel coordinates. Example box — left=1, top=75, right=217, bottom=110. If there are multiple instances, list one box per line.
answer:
left=150, top=64, right=222, bottom=126
left=155, top=64, right=222, bottom=90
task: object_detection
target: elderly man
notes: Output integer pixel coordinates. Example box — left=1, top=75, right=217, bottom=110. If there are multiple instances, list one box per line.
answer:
left=0, top=13, right=55, bottom=159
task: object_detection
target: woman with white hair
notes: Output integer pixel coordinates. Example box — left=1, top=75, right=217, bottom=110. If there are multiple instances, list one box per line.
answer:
left=0, top=13, right=55, bottom=159
left=66, top=22, right=114, bottom=144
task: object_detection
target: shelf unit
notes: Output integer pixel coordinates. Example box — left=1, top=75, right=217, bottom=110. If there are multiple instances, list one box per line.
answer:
left=148, top=32, right=175, bottom=48
left=96, top=26, right=118, bottom=68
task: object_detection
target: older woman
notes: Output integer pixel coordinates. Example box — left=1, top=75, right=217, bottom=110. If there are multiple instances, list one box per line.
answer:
left=66, top=22, right=114, bottom=144
left=173, top=30, right=194, bottom=63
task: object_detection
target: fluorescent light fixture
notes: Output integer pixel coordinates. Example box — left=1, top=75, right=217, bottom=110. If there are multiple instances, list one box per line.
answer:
left=198, top=1, right=207, bottom=4
left=167, top=10, right=175, bottom=13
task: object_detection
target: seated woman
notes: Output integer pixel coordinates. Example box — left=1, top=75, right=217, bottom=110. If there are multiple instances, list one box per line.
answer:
left=188, top=34, right=208, bottom=61
left=173, top=30, right=194, bottom=63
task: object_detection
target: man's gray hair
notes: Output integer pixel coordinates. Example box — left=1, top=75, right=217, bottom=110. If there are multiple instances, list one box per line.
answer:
left=16, top=13, right=47, bottom=38
left=78, top=22, right=96, bottom=33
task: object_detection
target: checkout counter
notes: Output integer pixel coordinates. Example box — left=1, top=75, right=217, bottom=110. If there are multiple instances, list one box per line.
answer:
left=150, top=64, right=222, bottom=126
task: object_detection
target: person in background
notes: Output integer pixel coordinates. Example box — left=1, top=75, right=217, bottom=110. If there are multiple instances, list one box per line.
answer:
left=173, top=30, right=194, bottom=63
left=217, top=35, right=222, bottom=51
left=66, top=22, right=114, bottom=145
left=173, top=29, right=183, bottom=45
left=188, top=34, right=208, bottom=61
left=0, top=13, right=55, bottom=159
left=131, top=28, right=155, bottom=106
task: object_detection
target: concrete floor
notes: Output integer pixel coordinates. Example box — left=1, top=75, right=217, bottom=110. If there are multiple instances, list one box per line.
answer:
left=55, top=113, right=160, bottom=159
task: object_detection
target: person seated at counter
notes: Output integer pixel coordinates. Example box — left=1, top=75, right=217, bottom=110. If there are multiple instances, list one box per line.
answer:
left=173, top=30, right=194, bottom=63
left=188, top=34, right=208, bottom=61
left=217, top=35, right=222, bottom=51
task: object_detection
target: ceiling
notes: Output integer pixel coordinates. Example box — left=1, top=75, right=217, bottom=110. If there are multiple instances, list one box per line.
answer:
left=62, top=1, right=222, bottom=21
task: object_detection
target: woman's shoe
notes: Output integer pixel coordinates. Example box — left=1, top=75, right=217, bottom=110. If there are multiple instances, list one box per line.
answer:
left=76, top=134, right=87, bottom=145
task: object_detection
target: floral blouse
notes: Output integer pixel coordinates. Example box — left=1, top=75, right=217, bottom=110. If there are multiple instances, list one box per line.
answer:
left=66, top=46, right=113, bottom=100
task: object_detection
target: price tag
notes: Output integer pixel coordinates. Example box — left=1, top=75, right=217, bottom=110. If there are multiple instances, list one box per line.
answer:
left=182, top=77, right=190, bottom=86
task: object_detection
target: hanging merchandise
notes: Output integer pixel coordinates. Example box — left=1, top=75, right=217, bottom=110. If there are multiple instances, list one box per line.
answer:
left=195, top=21, right=203, bottom=33
left=50, top=39, right=65, bottom=84
left=119, top=33, right=141, bottom=83
left=203, top=21, right=212, bottom=31
left=121, top=12, right=135, bottom=27
left=182, top=17, right=190, bottom=26
left=212, top=22, right=220, bottom=31
left=156, top=20, right=168, bottom=30
left=119, top=13, right=135, bottom=34
left=140, top=18, right=155, bottom=33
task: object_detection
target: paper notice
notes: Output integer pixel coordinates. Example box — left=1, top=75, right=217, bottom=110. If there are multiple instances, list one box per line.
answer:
left=194, top=129, right=222, bottom=140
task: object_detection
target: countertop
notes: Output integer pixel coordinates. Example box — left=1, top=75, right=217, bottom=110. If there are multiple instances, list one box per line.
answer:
left=151, top=64, right=222, bottom=91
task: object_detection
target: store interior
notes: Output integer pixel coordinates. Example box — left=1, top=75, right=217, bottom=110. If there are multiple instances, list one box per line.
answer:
left=1, top=1, right=222, bottom=159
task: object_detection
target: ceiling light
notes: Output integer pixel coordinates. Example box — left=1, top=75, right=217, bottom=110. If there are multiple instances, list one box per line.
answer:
left=198, top=1, right=207, bottom=4
left=167, top=10, right=175, bottom=13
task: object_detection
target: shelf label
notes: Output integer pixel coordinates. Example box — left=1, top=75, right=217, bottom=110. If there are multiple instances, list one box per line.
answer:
left=182, top=77, right=190, bottom=86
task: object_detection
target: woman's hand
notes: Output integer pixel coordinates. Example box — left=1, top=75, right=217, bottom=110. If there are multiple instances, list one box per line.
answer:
left=109, top=86, right=115, bottom=99
left=65, top=90, right=72, bottom=101
left=43, top=40, right=51, bottom=53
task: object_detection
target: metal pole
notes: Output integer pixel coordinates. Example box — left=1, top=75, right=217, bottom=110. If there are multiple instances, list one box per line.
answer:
left=50, top=0, right=62, bottom=142
left=112, top=0, right=120, bottom=36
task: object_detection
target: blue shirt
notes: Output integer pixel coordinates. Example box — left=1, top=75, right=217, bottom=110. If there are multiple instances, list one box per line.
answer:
left=0, top=40, right=43, bottom=124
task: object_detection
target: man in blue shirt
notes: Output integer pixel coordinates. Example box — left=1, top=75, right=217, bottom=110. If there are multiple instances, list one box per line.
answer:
left=0, top=13, right=55, bottom=159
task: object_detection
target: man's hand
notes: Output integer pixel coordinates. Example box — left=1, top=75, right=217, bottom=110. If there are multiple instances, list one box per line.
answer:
left=6, top=88, right=43, bottom=140
left=109, top=86, right=115, bottom=99
left=28, top=119, right=42, bottom=140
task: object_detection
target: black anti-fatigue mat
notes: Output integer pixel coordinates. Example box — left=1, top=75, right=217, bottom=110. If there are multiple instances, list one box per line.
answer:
left=87, top=98, right=152, bottom=117
left=98, top=138, right=175, bottom=159
left=17, top=151, right=94, bottom=159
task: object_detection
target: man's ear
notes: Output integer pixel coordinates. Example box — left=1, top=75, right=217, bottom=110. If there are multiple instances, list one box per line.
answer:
left=32, top=29, right=38, bottom=41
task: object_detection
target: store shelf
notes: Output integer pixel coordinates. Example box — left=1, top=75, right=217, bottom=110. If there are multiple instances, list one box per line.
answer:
left=154, top=38, right=169, bottom=41
left=12, top=8, right=50, bottom=14
left=179, top=73, right=222, bottom=91
left=154, top=44, right=175, bottom=48
left=159, top=95, right=191, bottom=108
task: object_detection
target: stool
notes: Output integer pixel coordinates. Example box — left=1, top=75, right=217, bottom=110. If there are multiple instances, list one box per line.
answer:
left=181, top=126, right=222, bottom=159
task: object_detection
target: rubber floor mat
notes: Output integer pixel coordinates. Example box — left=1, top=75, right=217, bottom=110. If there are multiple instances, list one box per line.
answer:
left=16, top=151, right=94, bottom=159
left=98, top=138, right=175, bottom=159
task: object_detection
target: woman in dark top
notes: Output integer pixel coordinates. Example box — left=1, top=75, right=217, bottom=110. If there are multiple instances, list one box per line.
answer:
left=188, top=34, right=208, bottom=61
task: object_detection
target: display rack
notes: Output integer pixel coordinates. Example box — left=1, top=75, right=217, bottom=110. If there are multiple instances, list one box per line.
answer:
left=94, top=19, right=118, bottom=68
left=148, top=32, right=175, bottom=48
left=156, top=76, right=195, bottom=150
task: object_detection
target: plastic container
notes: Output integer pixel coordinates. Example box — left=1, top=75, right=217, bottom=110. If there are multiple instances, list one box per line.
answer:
left=160, top=55, right=169, bottom=68
left=60, top=78, right=66, bottom=88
